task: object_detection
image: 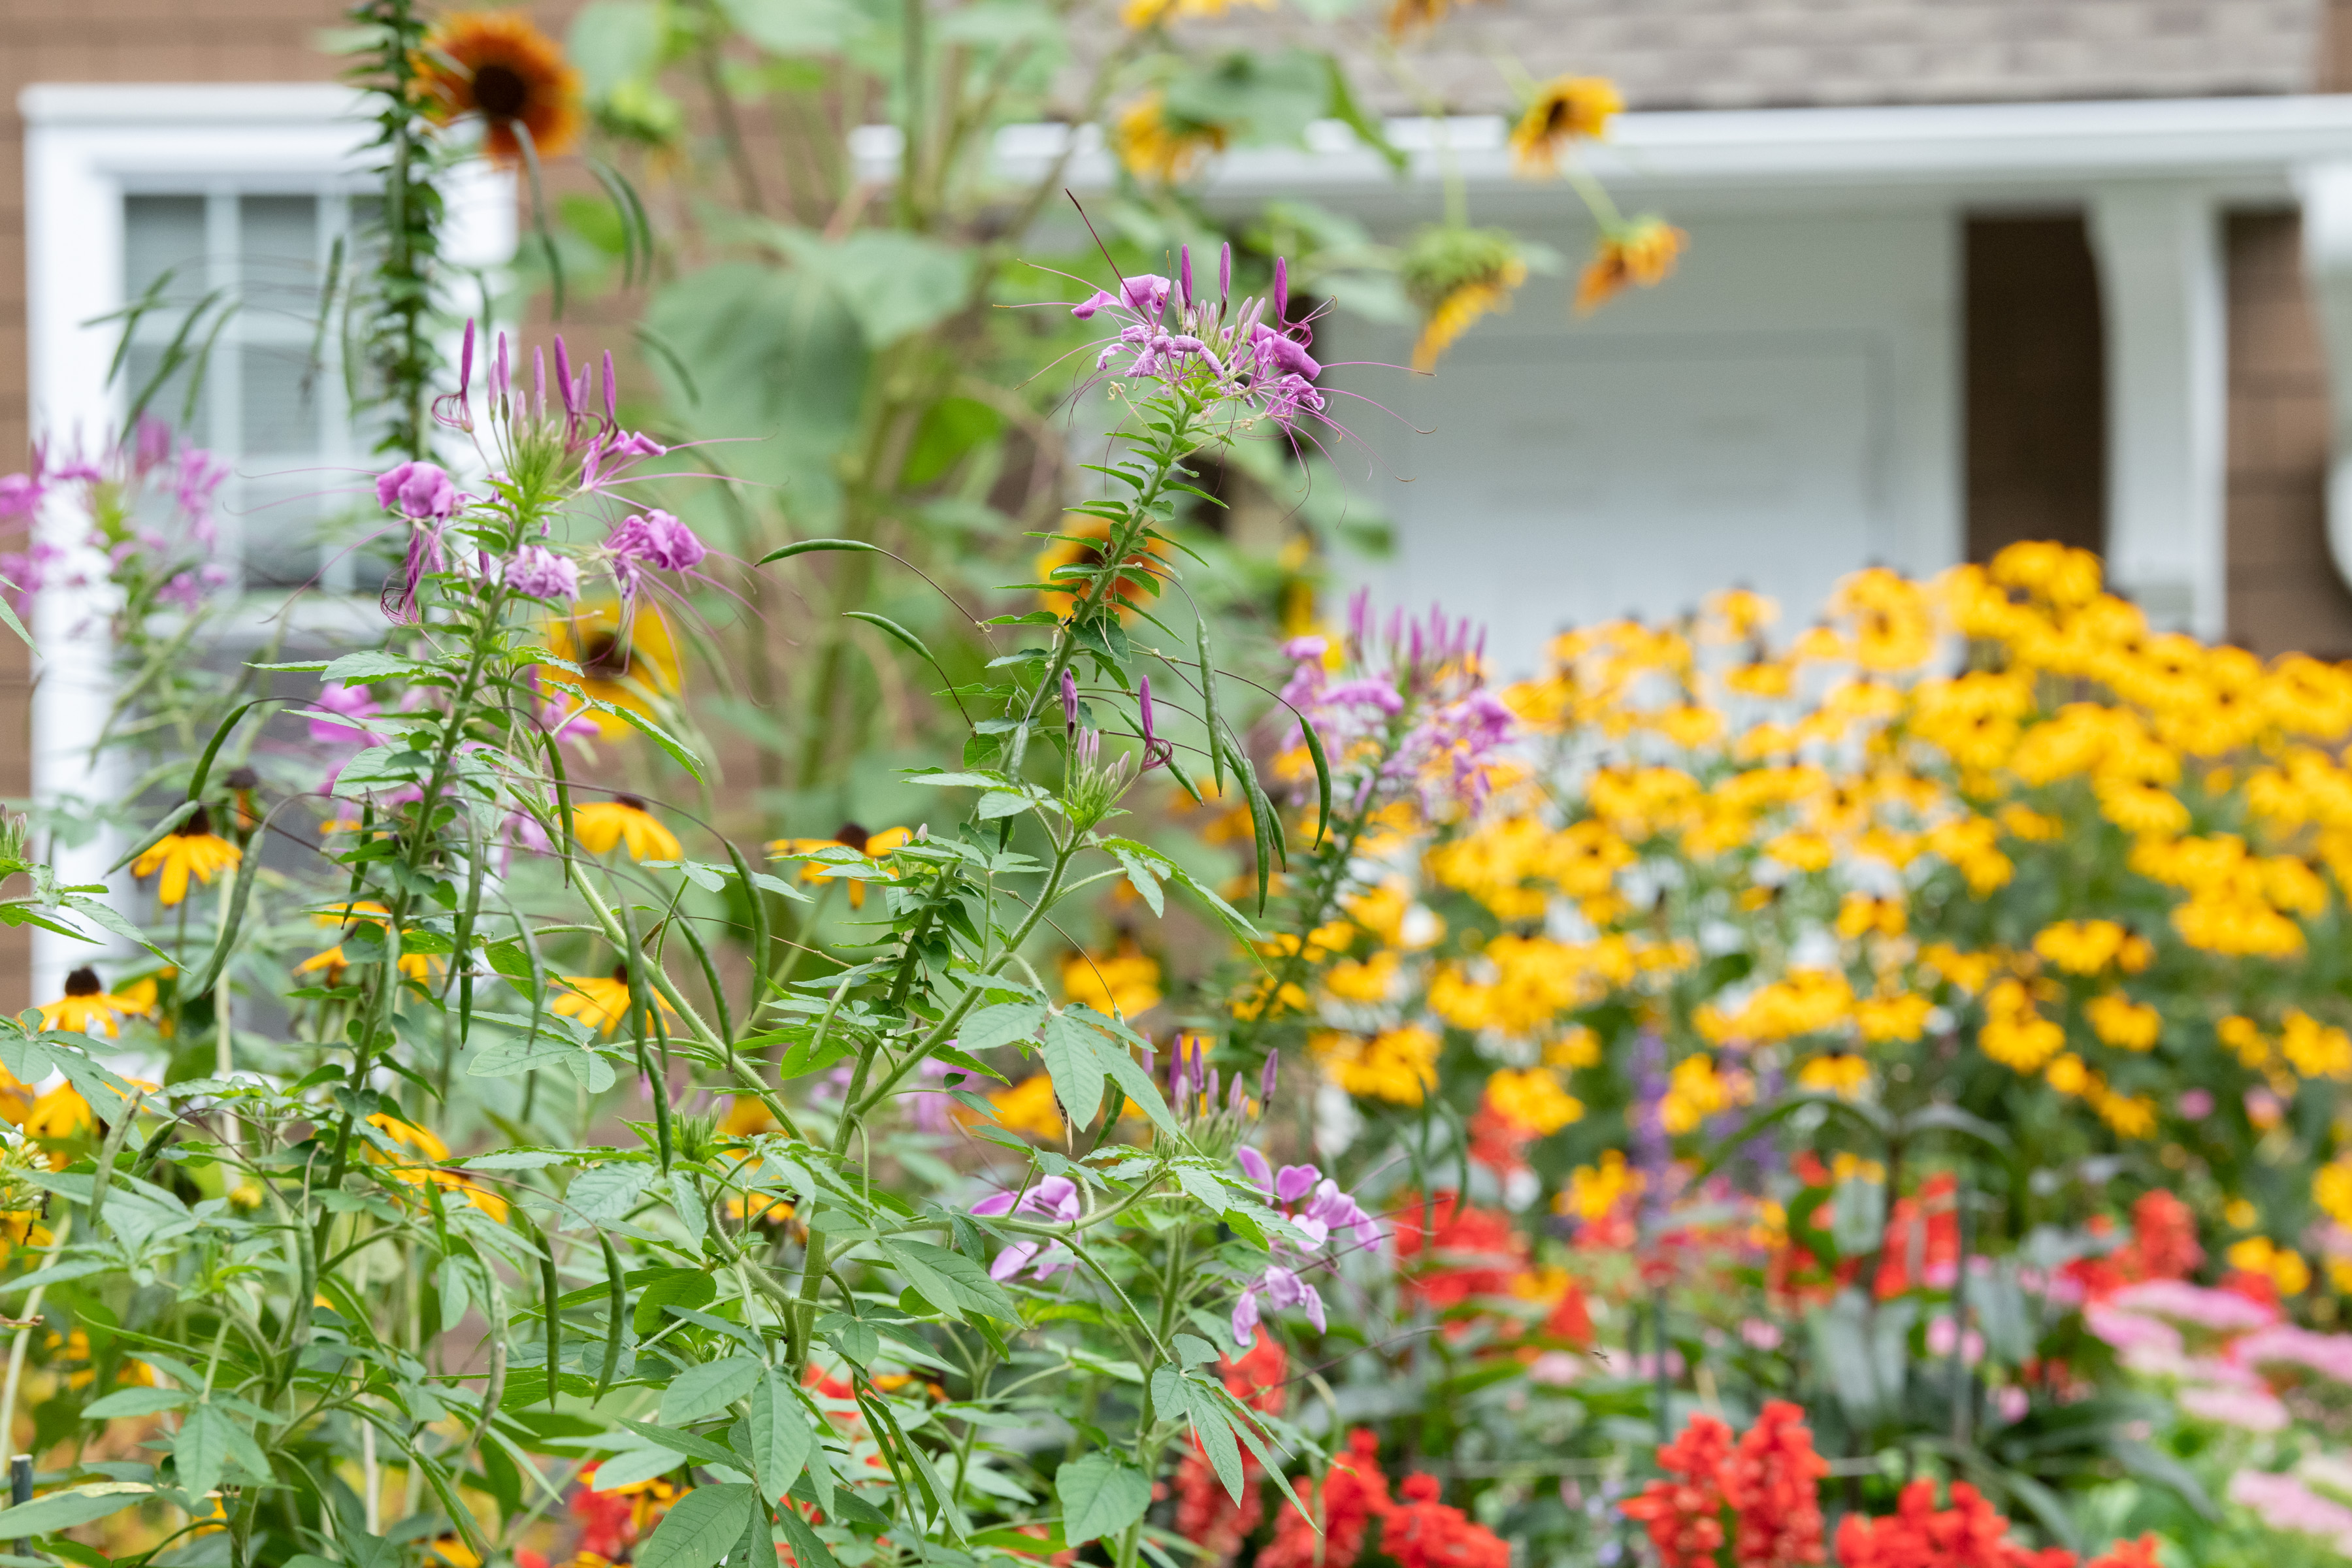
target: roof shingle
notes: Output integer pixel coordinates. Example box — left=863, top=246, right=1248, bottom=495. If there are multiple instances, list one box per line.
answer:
left=1367, top=0, right=2326, bottom=112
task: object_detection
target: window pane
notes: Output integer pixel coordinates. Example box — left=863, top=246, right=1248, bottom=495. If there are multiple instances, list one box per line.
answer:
left=238, top=195, right=321, bottom=329
left=124, top=195, right=207, bottom=304
left=122, top=343, right=208, bottom=438
left=240, top=344, right=317, bottom=455
left=237, top=474, right=329, bottom=590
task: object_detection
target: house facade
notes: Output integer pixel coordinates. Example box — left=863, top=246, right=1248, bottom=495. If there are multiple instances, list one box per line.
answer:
left=6, top=0, right=2352, bottom=1002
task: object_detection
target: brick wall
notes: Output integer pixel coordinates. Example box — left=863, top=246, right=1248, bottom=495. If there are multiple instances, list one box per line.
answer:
left=0, top=0, right=351, bottom=1009
left=2223, top=211, right=2352, bottom=659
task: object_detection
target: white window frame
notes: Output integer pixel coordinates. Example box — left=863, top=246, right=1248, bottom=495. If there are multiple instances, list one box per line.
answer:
left=20, top=82, right=514, bottom=1000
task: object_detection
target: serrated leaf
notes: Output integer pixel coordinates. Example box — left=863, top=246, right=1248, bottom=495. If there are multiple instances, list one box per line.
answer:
left=1056, top=1452, right=1151, bottom=1547
left=564, top=1163, right=656, bottom=1228
left=958, top=1002, right=1045, bottom=1053
left=747, top=1370, right=813, bottom=1502
left=82, top=1388, right=188, bottom=1420
left=0, top=1485, right=157, bottom=1535
left=659, top=1354, right=765, bottom=1426
left=633, top=1482, right=756, bottom=1568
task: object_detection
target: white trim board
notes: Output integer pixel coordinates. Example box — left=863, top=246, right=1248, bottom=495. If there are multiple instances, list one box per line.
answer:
left=855, top=95, right=2352, bottom=214
left=18, top=82, right=514, bottom=1002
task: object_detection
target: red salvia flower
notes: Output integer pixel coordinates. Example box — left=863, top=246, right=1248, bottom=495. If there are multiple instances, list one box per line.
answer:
left=1262, top=1428, right=1396, bottom=1568
left=1721, top=1400, right=1829, bottom=1567
left=1382, top=1474, right=1511, bottom=1568
left=1620, top=1413, right=1734, bottom=1568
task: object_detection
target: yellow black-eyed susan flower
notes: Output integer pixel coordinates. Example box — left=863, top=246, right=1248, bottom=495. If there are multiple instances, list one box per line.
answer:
left=574, top=796, right=683, bottom=861
left=131, top=806, right=242, bottom=907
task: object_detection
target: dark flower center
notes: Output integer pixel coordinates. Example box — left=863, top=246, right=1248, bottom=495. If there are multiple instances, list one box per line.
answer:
left=182, top=804, right=214, bottom=838
left=63, top=967, right=101, bottom=998
left=472, top=63, right=531, bottom=120
left=610, top=963, right=630, bottom=985
left=834, top=821, right=871, bottom=850
left=580, top=630, right=630, bottom=679
left=616, top=794, right=649, bottom=813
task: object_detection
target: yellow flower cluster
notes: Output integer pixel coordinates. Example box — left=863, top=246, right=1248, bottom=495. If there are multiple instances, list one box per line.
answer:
left=1311, top=1026, right=1440, bottom=1105
left=1260, top=542, right=2352, bottom=1259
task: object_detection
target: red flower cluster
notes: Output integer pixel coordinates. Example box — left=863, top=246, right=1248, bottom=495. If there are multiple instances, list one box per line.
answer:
left=1176, top=1443, right=1265, bottom=1567
left=1392, top=1192, right=1526, bottom=1309
left=1831, top=1480, right=2071, bottom=1568
left=1261, top=1428, right=1396, bottom=1568
left=1620, top=1411, right=1735, bottom=1567
left=1723, top=1401, right=1829, bottom=1567
left=2063, top=1191, right=2202, bottom=1302
left=1224, top=1329, right=1291, bottom=1414
left=1381, top=1473, right=1510, bottom=1568
left=1875, top=1175, right=1961, bottom=1299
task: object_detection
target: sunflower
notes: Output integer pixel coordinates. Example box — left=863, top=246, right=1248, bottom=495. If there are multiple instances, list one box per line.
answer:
left=574, top=796, right=685, bottom=861
left=131, top=806, right=242, bottom=907
left=1111, top=91, right=1226, bottom=184
left=542, top=599, right=682, bottom=739
left=1401, top=225, right=1529, bottom=372
left=1576, top=216, right=1688, bottom=315
left=767, top=822, right=914, bottom=908
left=553, top=966, right=677, bottom=1036
left=37, top=968, right=145, bottom=1038
left=1034, top=520, right=1169, bottom=622
left=411, top=10, right=583, bottom=167
left=1509, top=76, right=1622, bottom=176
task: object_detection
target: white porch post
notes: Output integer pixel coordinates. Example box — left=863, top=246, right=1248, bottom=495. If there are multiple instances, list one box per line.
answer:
left=2293, top=161, right=2352, bottom=593
left=2088, top=186, right=2229, bottom=640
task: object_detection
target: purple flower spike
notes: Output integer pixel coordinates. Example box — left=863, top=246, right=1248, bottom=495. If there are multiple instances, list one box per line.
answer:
left=1142, top=1046, right=1156, bottom=1081
left=1228, top=1073, right=1247, bottom=1115
left=532, top=346, right=546, bottom=417
left=555, top=336, right=576, bottom=416
left=507, top=544, right=579, bottom=603
left=1205, top=1066, right=1220, bottom=1107
left=603, top=350, right=619, bottom=423
left=1260, top=1053, right=1278, bottom=1103
left=1274, top=1164, right=1318, bottom=1204
left=459, top=319, right=476, bottom=398
left=493, top=332, right=510, bottom=400
left=1219, top=242, right=1232, bottom=302
left=1273, top=257, right=1288, bottom=322
left=606, top=510, right=707, bottom=591
left=375, top=461, right=459, bottom=521
left=1061, top=669, right=1080, bottom=738
left=970, top=1175, right=1084, bottom=1282
left=1138, top=676, right=1171, bottom=770
left=1180, top=246, right=1194, bottom=308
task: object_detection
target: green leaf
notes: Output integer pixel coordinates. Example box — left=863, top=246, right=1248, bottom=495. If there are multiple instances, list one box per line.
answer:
left=959, top=1002, right=1045, bottom=1052
left=82, top=1388, right=189, bottom=1420
left=1056, top=1452, right=1152, bottom=1547
left=632, top=1267, right=719, bottom=1335
left=0, top=1485, right=157, bottom=1536
left=747, top=1370, right=813, bottom=1501
left=563, top=1163, right=655, bottom=1228
left=184, top=698, right=274, bottom=804
left=1179, top=1379, right=1247, bottom=1503
left=659, top=1353, right=765, bottom=1426
left=632, top=1483, right=757, bottom=1568
left=174, top=1403, right=235, bottom=1498
left=880, top=1239, right=1019, bottom=1325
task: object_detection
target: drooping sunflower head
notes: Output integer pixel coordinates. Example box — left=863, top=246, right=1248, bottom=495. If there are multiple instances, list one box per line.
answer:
left=1510, top=76, right=1623, bottom=176
left=1576, top=215, right=1688, bottom=316
left=1401, top=226, right=1529, bottom=372
left=1111, top=91, right=1228, bottom=185
left=542, top=598, right=681, bottom=736
left=412, top=10, right=584, bottom=167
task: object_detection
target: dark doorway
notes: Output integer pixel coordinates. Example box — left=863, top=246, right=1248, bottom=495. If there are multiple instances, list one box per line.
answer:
left=1965, top=215, right=2108, bottom=563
